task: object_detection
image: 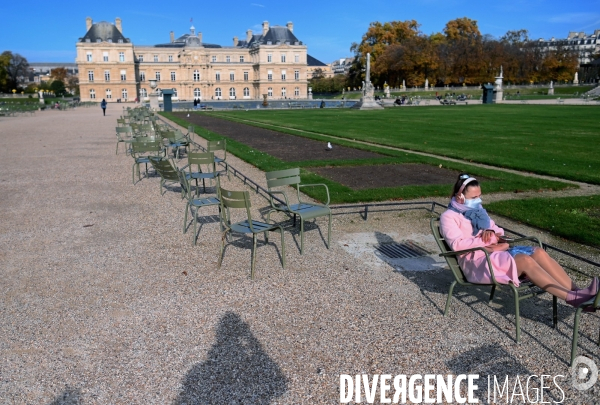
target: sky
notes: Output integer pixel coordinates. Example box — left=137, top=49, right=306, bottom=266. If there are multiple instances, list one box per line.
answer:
left=2, top=0, right=599, bottom=64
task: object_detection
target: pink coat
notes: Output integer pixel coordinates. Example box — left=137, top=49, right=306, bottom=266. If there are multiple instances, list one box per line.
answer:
left=439, top=209, right=520, bottom=287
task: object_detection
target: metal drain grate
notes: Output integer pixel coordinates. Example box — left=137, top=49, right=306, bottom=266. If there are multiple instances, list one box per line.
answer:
left=375, top=241, right=430, bottom=259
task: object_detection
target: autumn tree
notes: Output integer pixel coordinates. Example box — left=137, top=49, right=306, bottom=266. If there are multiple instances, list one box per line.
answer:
left=0, top=52, right=10, bottom=92
left=50, top=67, right=68, bottom=82
left=349, top=20, right=420, bottom=85
left=374, top=35, right=439, bottom=87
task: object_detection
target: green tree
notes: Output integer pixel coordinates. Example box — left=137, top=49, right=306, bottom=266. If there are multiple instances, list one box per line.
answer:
left=50, top=79, right=66, bottom=96
left=0, top=51, right=29, bottom=91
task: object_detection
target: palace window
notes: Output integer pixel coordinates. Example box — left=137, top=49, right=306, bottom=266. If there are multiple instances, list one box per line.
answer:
left=212, top=55, right=217, bottom=62
left=243, top=71, right=249, bottom=81
left=119, top=52, right=125, bottom=62
left=194, top=88, right=201, bottom=98
left=154, top=55, right=158, bottom=62
left=215, top=87, right=222, bottom=98
left=281, top=87, right=286, bottom=97
left=294, top=54, right=299, bottom=63
left=229, top=72, right=235, bottom=82
left=106, top=89, right=112, bottom=99
left=193, top=70, right=200, bottom=81
left=168, top=55, right=173, bottom=62
left=122, top=88, right=128, bottom=99
left=171, top=71, right=176, bottom=81
left=89, top=89, right=96, bottom=99
left=267, top=87, right=273, bottom=97
left=140, top=88, right=147, bottom=98
left=281, top=54, right=286, bottom=63
left=267, top=70, right=273, bottom=81
left=138, top=55, right=144, bottom=62
left=229, top=87, right=236, bottom=98
left=103, top=52, right=108, bottom=62
left=239, top=55, right=244, bottom=62
left=86, top=52, right=92, bottom=62
left=88, top=71, right=94, bottom=82
left=226, top=56, right=231, bottom=63
left=172, top=88, right=177, bottom=97
left=104, top=70, right=110, bottom=82
left=243, top=87, right=250, bottom=97
left=120, top=70, right=126, bottom=81
left=215, top=72, right=221, bottom=81
left=155, top=72, right=161, bottom=81
left=294, top=87, right=300, bottom=96
left=281, top=70, right=286, bottom=81
left=295, top=70, right=300, bottom=81
left=139, top=72, right=145, bottom=82
left=267, top=54, right=272, bottom=62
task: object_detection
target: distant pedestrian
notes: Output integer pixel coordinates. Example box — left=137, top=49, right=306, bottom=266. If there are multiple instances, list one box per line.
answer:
left=101, top=99, right=107, bottom=116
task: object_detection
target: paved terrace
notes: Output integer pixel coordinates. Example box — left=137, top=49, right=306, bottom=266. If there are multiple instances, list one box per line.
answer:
left=0, top=107, right=599, bottom=404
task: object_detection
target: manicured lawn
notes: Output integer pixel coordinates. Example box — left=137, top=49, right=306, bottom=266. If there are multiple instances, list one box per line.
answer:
left=487, top=195, right=600, bottom=248
left=214, top=105, right=600, bottom=184
left=163, top=112, right=569, bottom=204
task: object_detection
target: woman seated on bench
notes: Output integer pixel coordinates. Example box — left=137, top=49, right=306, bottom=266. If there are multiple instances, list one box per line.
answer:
left=440, top=173, right=598, bottom=308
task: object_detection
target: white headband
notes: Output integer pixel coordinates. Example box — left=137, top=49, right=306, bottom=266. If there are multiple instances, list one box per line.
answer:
left=458, top=177, right=477, bottom=196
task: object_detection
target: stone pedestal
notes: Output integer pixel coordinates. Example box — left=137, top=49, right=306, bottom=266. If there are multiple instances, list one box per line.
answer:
left=548, top=88, right=554, bottom=95
left=351, top=82, right=383, bottom=110
left=149, top=93, right=160, bottom=110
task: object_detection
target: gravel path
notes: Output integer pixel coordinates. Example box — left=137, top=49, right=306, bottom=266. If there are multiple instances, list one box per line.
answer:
left=0, top=108, right=598, bottom=404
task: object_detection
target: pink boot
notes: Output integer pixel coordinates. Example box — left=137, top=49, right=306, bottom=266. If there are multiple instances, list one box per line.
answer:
left=578, top=277, right=599, bottom=296
left=566, top=289, right=597, bottom=308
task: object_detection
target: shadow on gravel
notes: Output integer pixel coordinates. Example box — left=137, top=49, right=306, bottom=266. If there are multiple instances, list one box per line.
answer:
left=174, top=312, right=288, bottom=404
left=447, top=344, right=565, bottom=403
left=47, top=387, right=82, bottom=405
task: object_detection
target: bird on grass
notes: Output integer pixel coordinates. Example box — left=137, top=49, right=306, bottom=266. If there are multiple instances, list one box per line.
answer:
left=326, top=142, right=333, bottom=151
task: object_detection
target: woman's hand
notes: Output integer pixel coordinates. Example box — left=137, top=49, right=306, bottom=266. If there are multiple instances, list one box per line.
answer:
left=484, top=243, right=510, bottom=253
left=481, top=230, right=497, bottom=243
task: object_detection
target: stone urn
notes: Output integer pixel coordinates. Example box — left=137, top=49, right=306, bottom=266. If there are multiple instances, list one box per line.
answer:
left=262, top=94, right=269, bottom=107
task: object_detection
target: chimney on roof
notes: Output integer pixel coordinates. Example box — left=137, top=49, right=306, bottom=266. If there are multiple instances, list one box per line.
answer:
left=286, top=22, right=293, bottom=33
left=262, top=21, right=269, bottom=36
left=86, top=17, right=93, bottom=31
left=233, top=36, right=238, bottom=46
left=246, top=29, right=252, bottom=42
left=170, top=31, right=175, bottom=43
left=115, top=17, right=122, bottom=33
left=198, top=32, right=202, bottom=42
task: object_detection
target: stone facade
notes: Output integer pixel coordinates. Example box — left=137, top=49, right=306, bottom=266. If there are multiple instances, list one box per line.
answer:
left=76, top=18, right=309, bottom=102
left=533, top=30, right=600, bottom=65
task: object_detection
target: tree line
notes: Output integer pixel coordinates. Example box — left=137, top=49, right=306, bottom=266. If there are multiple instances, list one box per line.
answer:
left=310, top=18, right=584, bottom=92
left=0, top=51, right=79, bottom=96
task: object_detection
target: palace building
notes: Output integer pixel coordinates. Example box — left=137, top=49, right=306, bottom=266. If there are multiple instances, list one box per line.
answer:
left=76, top=18, right=309, bottom=102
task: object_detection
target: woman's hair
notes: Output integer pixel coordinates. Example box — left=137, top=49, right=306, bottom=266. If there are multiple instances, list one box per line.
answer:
left=451, top=173, right=479, bottom=197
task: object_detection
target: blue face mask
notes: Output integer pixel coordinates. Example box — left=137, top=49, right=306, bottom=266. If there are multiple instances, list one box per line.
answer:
left=464, top=197, right=482, bottom=209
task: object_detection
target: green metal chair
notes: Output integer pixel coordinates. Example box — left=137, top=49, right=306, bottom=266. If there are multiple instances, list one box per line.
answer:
left=430, top=217, right=557, bottom=342
left=130, top=138, right=164, bottom=184
left=207, top=139, right=230, bottom=180
left=148, top=157, right=185, bottom=197
left=570, top=292, right=600, bottom=366
left=166, top=129, right=190, bottom=159
left=265, top=168, right=331, bottom=254
left=185, top=152, right=219, bottom=195
left=218, top=187, right=285, bottom=279
left=115, top=126, right=135, bottom=155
